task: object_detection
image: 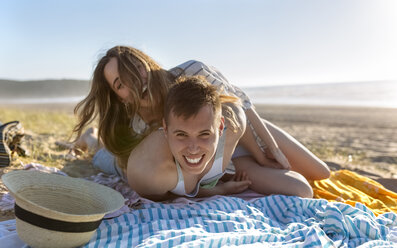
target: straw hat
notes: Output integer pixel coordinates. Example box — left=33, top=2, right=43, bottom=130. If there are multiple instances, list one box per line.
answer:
left=2, top=170, right=125, bottom=248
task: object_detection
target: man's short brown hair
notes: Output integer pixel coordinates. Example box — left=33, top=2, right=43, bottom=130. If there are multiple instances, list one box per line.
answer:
left=164, top=76, right=221, bottom=125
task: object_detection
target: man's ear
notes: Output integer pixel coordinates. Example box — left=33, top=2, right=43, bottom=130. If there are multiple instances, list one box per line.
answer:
left=219, top=116, right=225, bottom=135
left=162, top=119, right=168, bottom=137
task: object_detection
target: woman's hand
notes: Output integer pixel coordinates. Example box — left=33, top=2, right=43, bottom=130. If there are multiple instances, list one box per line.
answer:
left=219, top=171, right=251, bottom=195
left=243, top=108, right=291, bottom=170
left=268, top=147, right=291, bottom=170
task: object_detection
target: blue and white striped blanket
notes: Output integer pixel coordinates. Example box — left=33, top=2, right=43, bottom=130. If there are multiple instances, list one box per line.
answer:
left=84, top=195, right=397, bottom=247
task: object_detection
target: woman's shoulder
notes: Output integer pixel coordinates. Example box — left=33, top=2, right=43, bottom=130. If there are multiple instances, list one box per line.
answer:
left=170, top=60, right=208, bottom=72
left=169, top=60, right=215, bottom=80
left=178, top=60, right=206, bottom=67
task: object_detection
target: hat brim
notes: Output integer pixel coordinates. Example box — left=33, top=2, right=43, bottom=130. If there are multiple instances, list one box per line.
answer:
left=2, top=170, right=125, bottom=222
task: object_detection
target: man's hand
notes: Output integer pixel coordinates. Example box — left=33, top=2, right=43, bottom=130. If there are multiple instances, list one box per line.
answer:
left=219, top=171, right=251, bottom=195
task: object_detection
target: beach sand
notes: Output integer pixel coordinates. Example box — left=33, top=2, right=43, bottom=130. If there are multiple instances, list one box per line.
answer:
left=255, top=104, right=397, bottom=178
left=1, top=103, right=396, bottom=221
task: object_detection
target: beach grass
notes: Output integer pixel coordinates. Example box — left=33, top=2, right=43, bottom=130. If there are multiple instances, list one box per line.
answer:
left=0, top=107, right=77, bottom=168
left=0, top=108, right=75, bottom=135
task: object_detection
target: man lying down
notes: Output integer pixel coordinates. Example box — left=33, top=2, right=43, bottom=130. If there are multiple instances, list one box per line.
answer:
left=127, top=76, right=313, bottom=201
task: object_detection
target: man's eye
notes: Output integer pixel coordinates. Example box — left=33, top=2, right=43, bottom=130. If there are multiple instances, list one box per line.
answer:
left=200, top=133, right=210, bottom=137
left=176, top=133, right=186, bottom=137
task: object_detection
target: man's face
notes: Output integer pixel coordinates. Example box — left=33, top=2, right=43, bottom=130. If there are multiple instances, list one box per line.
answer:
left=164, top=105, right=224, bottom=175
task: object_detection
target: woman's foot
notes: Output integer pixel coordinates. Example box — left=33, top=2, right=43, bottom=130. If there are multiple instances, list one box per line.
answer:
left=56, top=127, right=100, bottom=160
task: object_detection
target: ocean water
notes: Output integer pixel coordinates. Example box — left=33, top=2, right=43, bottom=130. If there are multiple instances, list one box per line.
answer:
left=243, top=81, right=397, bottom=108
left=1, top=81, right=396, bottom=108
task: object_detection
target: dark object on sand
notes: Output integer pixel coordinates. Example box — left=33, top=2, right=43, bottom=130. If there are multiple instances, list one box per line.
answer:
left=0, top=121, right=28, bottom=167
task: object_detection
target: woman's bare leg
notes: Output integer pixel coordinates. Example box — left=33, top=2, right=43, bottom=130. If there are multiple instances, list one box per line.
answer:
left=233, top=156, right=313, bottom=198
left=73, top=127, right=102, bottom=155
left=264, top=119, right=330, bottom=180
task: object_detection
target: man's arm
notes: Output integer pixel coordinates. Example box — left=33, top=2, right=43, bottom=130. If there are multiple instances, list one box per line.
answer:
left=196, top=171, right=251, bottom=197
left=126, top=130, right=178, bottom=201
left=128, top=162, right=178, bottom=201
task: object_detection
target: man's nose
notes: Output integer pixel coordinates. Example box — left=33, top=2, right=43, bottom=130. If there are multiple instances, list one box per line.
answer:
left=187, top=139, right=199, bottom=154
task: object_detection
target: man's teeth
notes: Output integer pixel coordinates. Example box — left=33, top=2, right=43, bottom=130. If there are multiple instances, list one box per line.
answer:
left=185, top=156, right=202, bottom=164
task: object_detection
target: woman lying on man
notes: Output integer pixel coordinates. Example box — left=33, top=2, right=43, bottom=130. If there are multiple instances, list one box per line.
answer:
left=71, top=45, right=330, bottom=200
left=129, top=76, right=314, bottom=200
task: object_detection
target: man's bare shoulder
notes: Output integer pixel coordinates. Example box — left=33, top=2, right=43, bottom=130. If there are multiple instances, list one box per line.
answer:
left=127, top=129, right=177, bottom=198
left=128, top=158, right=177, bottom=199
left=140, top=129, right=169, bottom=149
left=129, top=129, right=173, bottom=165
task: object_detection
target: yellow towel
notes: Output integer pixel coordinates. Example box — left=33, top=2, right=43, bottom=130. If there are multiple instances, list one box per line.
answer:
left=311, top=170, right=397, bottom=216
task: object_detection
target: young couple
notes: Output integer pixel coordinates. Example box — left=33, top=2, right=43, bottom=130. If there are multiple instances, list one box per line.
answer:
left=72, top=46, right=330, bottom=201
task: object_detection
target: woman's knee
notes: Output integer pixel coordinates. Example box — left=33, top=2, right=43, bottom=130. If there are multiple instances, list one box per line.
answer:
left=253, top=169, right=313, bottom=198
left=314, top=163, right=331, bottom=180
left=234, top=157, right=313, bottom=198
left=264, top=119, right=330, bottom=181
left=286, top=171, right=313, bottom=198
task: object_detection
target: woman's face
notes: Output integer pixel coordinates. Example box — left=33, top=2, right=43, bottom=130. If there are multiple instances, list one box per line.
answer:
left=104, top=57, right=149, bottom=106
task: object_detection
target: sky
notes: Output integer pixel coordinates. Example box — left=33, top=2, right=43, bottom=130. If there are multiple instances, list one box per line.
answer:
left=1, top=0, right=396, bottom=87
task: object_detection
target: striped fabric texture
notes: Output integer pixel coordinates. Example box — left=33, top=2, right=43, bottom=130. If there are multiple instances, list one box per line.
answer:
left=84, top=195, right=397, bottom=247
left=169, top=60, right=253, bottom=110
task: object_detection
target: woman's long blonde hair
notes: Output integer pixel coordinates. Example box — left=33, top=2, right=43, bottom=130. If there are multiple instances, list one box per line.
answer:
left=73, top=46, right=174, bottom=169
